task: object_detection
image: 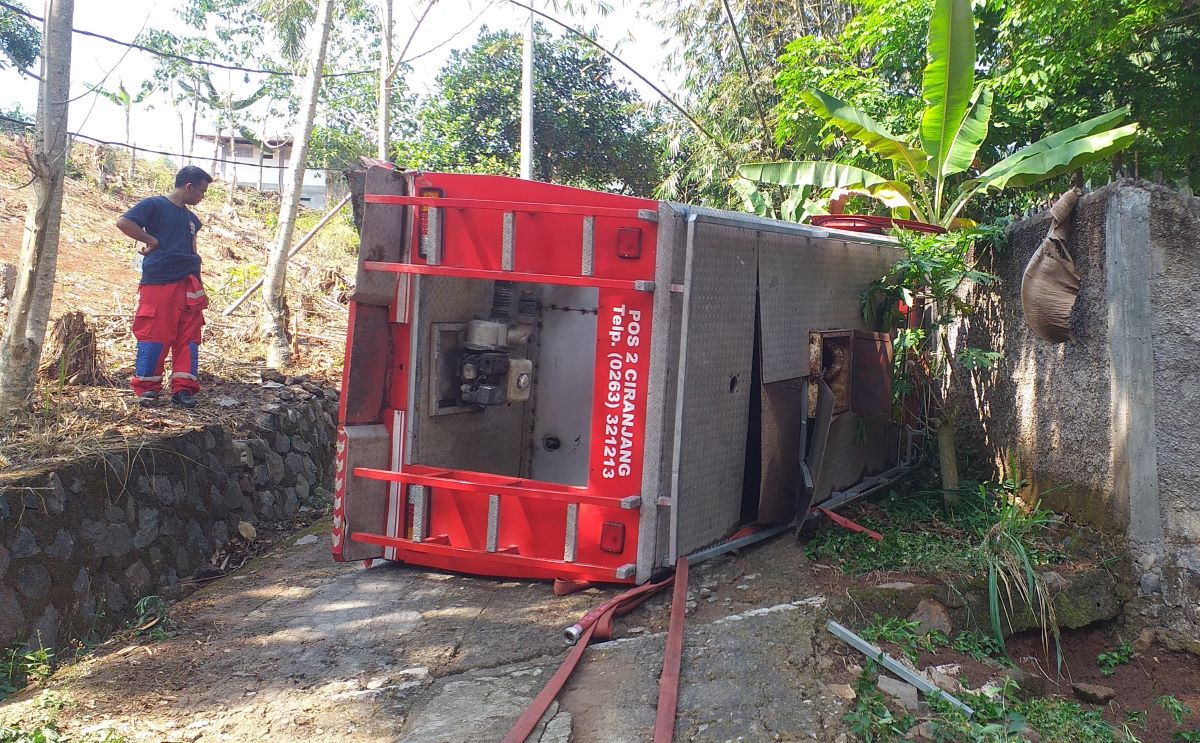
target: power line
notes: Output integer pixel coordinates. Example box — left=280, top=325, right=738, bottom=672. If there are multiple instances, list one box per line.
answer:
left=502, top=0, right=732, bottom=158
left=0, top=114, right=362, bottom=171
left=0, top=0, right=372, bottom=78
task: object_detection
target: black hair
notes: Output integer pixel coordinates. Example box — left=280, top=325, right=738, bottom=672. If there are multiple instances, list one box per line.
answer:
left=175, top=165, right=213, bottom=188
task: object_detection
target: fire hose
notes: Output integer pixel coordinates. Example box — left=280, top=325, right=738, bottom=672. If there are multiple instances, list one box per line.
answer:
left=502, top=559, right=690, bottom=743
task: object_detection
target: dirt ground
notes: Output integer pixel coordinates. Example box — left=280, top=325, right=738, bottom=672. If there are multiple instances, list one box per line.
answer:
left=0, top=527, right=861, bottom=743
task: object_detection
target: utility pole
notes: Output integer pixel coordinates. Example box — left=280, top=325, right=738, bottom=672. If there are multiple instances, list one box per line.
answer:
left=377, top=0, right=392, bottom=160
left=519, top=3, right=534, bottom=179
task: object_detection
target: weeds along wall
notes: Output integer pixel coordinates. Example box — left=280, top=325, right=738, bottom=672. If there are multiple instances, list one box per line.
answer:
left=0, top=391, right=338, bottom=656
left=953, top=180, right=1200, bottom=647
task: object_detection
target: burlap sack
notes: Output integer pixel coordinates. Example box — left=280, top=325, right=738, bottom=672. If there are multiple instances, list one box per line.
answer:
left=1021, top=188, right=1082, bottom=343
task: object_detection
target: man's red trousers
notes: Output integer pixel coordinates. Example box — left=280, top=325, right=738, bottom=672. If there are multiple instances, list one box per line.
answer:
left=131, top=275, right=207, bottom=396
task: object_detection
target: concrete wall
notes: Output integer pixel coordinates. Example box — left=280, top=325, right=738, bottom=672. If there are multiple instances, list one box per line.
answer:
left=954, top=180, right=1200, bottom=642
left=0, top=388, right=338, bottom=654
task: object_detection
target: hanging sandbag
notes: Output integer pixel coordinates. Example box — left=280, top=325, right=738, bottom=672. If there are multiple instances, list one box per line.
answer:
left=1021, top=188, right=1082, bottom=343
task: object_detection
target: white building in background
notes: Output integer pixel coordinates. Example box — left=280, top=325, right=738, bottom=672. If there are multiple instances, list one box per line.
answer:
left=193, top=134, right=328, bottom=209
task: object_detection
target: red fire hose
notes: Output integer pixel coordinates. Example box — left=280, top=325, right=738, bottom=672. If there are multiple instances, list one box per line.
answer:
left=503, top=560, right=690, bottom=743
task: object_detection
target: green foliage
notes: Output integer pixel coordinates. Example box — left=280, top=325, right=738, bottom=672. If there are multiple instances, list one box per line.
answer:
left=844, top=664, right=917, bottom=742
left=846, top=0, right=1200, bottom=193
left=0, top=0, right=39, bottom=74
left=978, top=485, right=1060, bottom=663
left=1157, top=696, right=1194, bottom=727
left=1096, top=640, right=1135, bottom=676
left=1022, top=698, right=1122, bottom=742
left=747, top=0, right=1138, bottom=226
left=803, top=483, right=1064, bottom=578
left=407, top=25, right=662, bottom=196
left=861, top=615, right=949, bottom=663
left=131, top=596, right=174, bottom=641
left=952, top=630, right=1006, bottom=663
left=1, top=641, right=54, bottom=702
left=1175, top=731, right=1200, bottom=743
left=860, top=227, right=1000, bottom=417
left=0, top=724, right=129, bottom=743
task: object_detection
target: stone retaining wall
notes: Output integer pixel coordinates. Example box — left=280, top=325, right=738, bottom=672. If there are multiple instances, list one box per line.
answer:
left=0, top=388, right=338, bottom=653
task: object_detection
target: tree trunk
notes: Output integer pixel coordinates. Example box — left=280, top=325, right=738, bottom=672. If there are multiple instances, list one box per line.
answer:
left=262, top=0, right=334, bottom=369
left=937, top=415, right=961, bottom=492
left=377, top=0, right=392, bottom=160
left=0, top=0, right=75, bottom=415
left=189, top=87, right=199, bottom=160
left=226, top=100, right=237, bottom=207
left=126, top=107, right=134, bottom=181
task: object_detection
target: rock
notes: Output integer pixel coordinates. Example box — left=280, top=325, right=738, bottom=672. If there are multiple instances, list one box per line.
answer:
left=1041, top=570, right=1069, bottom=593
left=294, top=534, right=319, bottom=546
left=0, top=545, right=9, bottom=577
left=46, top=529, right=75, bottom=561
left=1071, top=682, right=1115, bottom=704
left=905, top=721, right=935, bottom=741
left=44, top=472, right=66, bottom=515
left=827, top=683, right=856, bottom=701
left=238, top=521, right=257, bottom=541
left=30, top=605, right=60, bottom=651
left=908, top=598, right=953, bottom=636
left=0, top=588, right=25, bottom=644
left=11, top=527, right=41, bottom=559
left=924, top=667, right=961, bottom=694
left=877, top=581, right=917, bottom=590
left=1020, top=727, right=1042, bottom=742
left=215, top=396, right=240, bottom=408
left=17, top=563, right=51, bottom=600
left=261, top=369, right=286, bottom=384
left=134, top=507, right=160, bottom=549
left=877, top=676, right=920, bottom=710
left=1133, top=627, right=1157, bottom=651
left=125, top=561, right=153, bottom=596
left=997, top=667, right=1046, bottom=700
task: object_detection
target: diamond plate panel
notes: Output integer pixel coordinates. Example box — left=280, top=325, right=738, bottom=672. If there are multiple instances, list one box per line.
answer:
left=759, top=233, right=901, bottom=383
left=671, top=219, right=758, bottom=557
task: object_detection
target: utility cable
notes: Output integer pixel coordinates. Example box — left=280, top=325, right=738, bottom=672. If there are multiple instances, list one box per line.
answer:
left=0, top=114, right=368, bottom=172
left=0, top=0, right=371, bottom=78
left=720, top=0, right=772, bottom=153
left=503, top=0, right=734, bottom=158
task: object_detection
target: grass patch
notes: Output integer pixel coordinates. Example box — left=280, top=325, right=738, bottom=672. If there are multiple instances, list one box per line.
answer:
left=845, top=665, right=1132, bottom=742
left=1097, top=640, right=1135, bottom=676
left=804, top=481, right=1067, bottom=580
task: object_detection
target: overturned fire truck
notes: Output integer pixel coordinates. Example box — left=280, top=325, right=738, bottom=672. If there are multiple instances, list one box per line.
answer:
left=332, top=166, right=913, bottom=584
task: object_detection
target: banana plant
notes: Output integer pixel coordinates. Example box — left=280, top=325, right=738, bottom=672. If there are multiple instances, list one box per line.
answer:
left=737, top=0, right=1139, bottom=228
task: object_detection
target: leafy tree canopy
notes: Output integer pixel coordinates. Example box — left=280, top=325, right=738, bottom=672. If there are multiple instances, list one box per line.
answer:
left=0, top=0, right=39, bottom=74
left=822, top=0, right=1200, bottom=191
left=405, top=25, right=663, bottom=196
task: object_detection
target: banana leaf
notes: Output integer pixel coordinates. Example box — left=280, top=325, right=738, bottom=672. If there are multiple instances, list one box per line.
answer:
left=730, top=177, right=775, bottom=219
left=800, top=90, right=930, bottom=177
left=939, top=85, right=992, bottom=178
left=920, top=0, right=977, bottom=180
left=967, top=107, right=1131, bottom=190
left=969, top=122, right=1139, bottom=194
left=739, top=160, right=889, bottom=188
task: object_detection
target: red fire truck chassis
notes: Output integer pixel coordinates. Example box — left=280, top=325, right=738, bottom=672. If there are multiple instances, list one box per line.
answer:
left=333, top=166, right=910, bottom=584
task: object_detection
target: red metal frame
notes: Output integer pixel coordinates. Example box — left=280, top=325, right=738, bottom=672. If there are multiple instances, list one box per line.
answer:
left=334, top=171, right=660, bottom=583
left=361, top=260, right=653, bottom=292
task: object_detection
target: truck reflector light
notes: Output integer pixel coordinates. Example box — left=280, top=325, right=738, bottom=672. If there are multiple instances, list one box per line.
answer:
left=616, top=227, right=642, bottom=259
left=600, top=521, right=626, bottom=553
left=417, top=187, right=443, bottom=258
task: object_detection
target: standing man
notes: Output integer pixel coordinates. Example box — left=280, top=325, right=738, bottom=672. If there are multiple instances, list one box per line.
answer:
left=116, top=165, right=212, bottom=408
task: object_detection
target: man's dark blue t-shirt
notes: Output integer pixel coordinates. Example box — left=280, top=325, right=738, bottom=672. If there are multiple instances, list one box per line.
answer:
left=122, top=196, right=203, bottom=285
